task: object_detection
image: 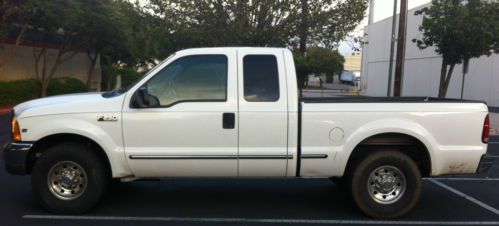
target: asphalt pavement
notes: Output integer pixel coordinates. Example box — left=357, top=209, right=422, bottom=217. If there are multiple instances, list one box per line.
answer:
left=1, top=114, right=499, bottom=226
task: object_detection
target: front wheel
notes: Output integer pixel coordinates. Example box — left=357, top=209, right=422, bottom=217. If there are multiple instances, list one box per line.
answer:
left=31, top=143, right=109, bottom=213
left=349, top=151, right=421, bottom=219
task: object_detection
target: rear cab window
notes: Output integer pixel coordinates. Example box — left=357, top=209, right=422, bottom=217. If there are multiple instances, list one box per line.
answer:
left=243, top=55, right=280, bottom=102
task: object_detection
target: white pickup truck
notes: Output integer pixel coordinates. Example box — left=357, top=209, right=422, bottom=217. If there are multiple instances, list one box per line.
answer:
left=4, top=47, right=493, bottom=218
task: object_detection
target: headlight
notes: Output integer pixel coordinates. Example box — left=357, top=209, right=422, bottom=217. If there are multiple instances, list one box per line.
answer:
left=12, top=118, right=21, bottom=142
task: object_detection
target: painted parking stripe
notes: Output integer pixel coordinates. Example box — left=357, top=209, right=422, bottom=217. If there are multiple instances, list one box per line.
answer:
left=22, top=215, right=499, bottom=225
left=428, top=178, right=499, bottom=216
left=424, top=178, right=499, bottom=181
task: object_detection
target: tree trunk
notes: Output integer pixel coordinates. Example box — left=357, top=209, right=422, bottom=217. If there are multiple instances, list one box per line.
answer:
left=438, top=60, right=448, bottom=98
left=33, top=33, right=82, bottom=97
left=0, top=24, right=28, bottom=70
left=438, top=60, right=455, bottom=98
left=86, top=51, right=98, bottom=90
left=441, top=63, right=455, bottom=98
left=39, top=54, right=63, bottom=97
left=105, top=64, right=119, bottom=91
left=40, top=79, right=50, bottom=97
left=38, top=49, right=69, bottom=97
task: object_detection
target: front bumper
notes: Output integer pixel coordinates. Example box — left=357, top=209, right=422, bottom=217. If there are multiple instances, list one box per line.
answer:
left=476, top=154, right=495, bottom=174
left=3, top=142, right=32, bottom=175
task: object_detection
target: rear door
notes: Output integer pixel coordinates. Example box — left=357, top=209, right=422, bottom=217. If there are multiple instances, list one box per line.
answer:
left=237, top=49, right=289, bottom=177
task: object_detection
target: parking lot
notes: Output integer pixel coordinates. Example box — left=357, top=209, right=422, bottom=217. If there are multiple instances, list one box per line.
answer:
left=1, top=113, right=499, bottom=226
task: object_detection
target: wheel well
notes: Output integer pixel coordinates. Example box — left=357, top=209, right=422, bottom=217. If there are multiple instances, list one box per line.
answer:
left=26, top=133, right=112, bottom=175
left=345, top=133, right=431, bottom=177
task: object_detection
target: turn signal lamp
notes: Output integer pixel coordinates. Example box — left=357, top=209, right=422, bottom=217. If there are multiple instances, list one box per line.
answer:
left=12, top=118, right=21, bottom=142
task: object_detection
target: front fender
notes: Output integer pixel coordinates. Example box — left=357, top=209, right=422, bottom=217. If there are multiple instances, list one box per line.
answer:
left=19, top=114, right=132, bottom=178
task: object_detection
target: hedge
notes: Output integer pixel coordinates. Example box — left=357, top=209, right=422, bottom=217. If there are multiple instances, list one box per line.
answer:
left=101, top=65, right=144, bottom=90
left=0, top=77, right=88, bottom=107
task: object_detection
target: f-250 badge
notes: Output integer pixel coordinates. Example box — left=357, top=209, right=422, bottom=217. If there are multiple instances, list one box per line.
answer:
left=97, top=115, right=118, bottom=122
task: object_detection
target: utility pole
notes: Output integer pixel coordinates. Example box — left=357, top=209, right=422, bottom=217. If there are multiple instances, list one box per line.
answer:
left=387, top=0, right=398, bottom=96
left=393, top=0, right=407, bottom=97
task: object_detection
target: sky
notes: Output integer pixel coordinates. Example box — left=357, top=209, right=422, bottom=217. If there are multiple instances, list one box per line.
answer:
left=338, top=0, right=432, bottom=56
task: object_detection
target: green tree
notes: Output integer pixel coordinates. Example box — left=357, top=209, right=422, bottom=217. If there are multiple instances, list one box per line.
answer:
left=306, top=46, right=344, bottom=81
left=82, top=0, right=131, bottom=90
left=293, top=50, right=310, bottom=96
left=30, top=0, right=91, bottom=97
left=148, top=0, right=368, bottom=51
left=413, top=0, right=499, bottom=97
left=294, top=0, right=368, bottom=55
left=293, top=46, right=344, bottom=95
left=27, top=0, right=146, bottom=95
left=148, top=0, right=294, bottom=47
left=99, top=0, right=176, bottom=91
left=149, top=0, right=365, bottom=94
left=0, top=0, right=39, bottom=70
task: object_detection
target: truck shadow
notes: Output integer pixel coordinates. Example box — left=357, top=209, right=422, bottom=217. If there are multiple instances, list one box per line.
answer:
left=5, top=172, right=499, bottom=222
left=96, top=178, right=361, bottom=219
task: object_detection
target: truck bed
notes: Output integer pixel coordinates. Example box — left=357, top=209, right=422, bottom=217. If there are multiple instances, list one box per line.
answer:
left=300, top=96, right=486, bottom=104
left=297, top=96, right=488, bottom=177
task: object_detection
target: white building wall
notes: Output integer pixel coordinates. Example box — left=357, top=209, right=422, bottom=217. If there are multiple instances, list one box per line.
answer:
left=362, top=3, right=499, bottom=107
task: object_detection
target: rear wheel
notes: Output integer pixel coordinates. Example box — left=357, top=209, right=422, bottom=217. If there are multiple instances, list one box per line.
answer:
left=32, top=143, right=109, bottom=213
left=349, top=150, right=421, bottom=219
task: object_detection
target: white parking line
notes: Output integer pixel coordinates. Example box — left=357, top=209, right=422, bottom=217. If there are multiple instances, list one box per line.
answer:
left=21, top=215, right=499, bottom=225
left=424, top=178, right=499, bottom=181
left=428, top=178, right=499, bottom=216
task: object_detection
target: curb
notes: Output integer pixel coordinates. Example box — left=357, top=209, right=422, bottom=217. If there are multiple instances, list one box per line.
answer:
left=0, top=108, right=11, bottom=115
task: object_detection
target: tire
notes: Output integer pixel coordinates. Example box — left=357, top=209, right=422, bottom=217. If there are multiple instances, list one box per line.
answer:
left=348, top=150, right=421, bottom=219
left=31, top=142, right=109, bottom=213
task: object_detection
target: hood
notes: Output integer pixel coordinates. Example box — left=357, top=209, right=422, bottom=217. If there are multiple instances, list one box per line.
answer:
left=14, top=92, right=126, bottom=118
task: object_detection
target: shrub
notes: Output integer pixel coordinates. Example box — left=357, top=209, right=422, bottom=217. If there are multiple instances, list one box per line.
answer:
left=47, top=77, right=88, bottom=96
left=0, top=79, right=39, bottom=107
left=119, top=67, right=144, bottom=88
left=101, top=65, right=144, bottom=91
left=0, top=77, right=87, bottom=107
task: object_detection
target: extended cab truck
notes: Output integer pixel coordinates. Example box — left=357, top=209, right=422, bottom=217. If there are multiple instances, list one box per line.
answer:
left=3, top=47, right=494, bottom=218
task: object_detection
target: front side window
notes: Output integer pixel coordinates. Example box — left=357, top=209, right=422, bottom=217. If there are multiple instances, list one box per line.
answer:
left=144, top=55, right=228, bottom=107
left=243, top=55, right=280, bottom=102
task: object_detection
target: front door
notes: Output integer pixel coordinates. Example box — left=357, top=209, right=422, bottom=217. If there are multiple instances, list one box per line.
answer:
left=122, top=50, right=238, bottom=177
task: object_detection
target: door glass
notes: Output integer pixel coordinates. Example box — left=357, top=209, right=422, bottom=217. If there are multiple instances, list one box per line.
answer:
left=145, top=55, right=228, bottom=107
left=243, top=55, right=280, bottom=102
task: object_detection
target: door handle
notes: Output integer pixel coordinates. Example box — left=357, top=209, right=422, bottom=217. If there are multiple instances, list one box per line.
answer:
left=223, top=113, right=235, bottom=129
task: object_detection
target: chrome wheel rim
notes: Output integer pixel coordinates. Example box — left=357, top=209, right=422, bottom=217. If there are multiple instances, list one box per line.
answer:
left=47, top=161, right=87, bottom=200
left=367, top=165, right=406, bottom=204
